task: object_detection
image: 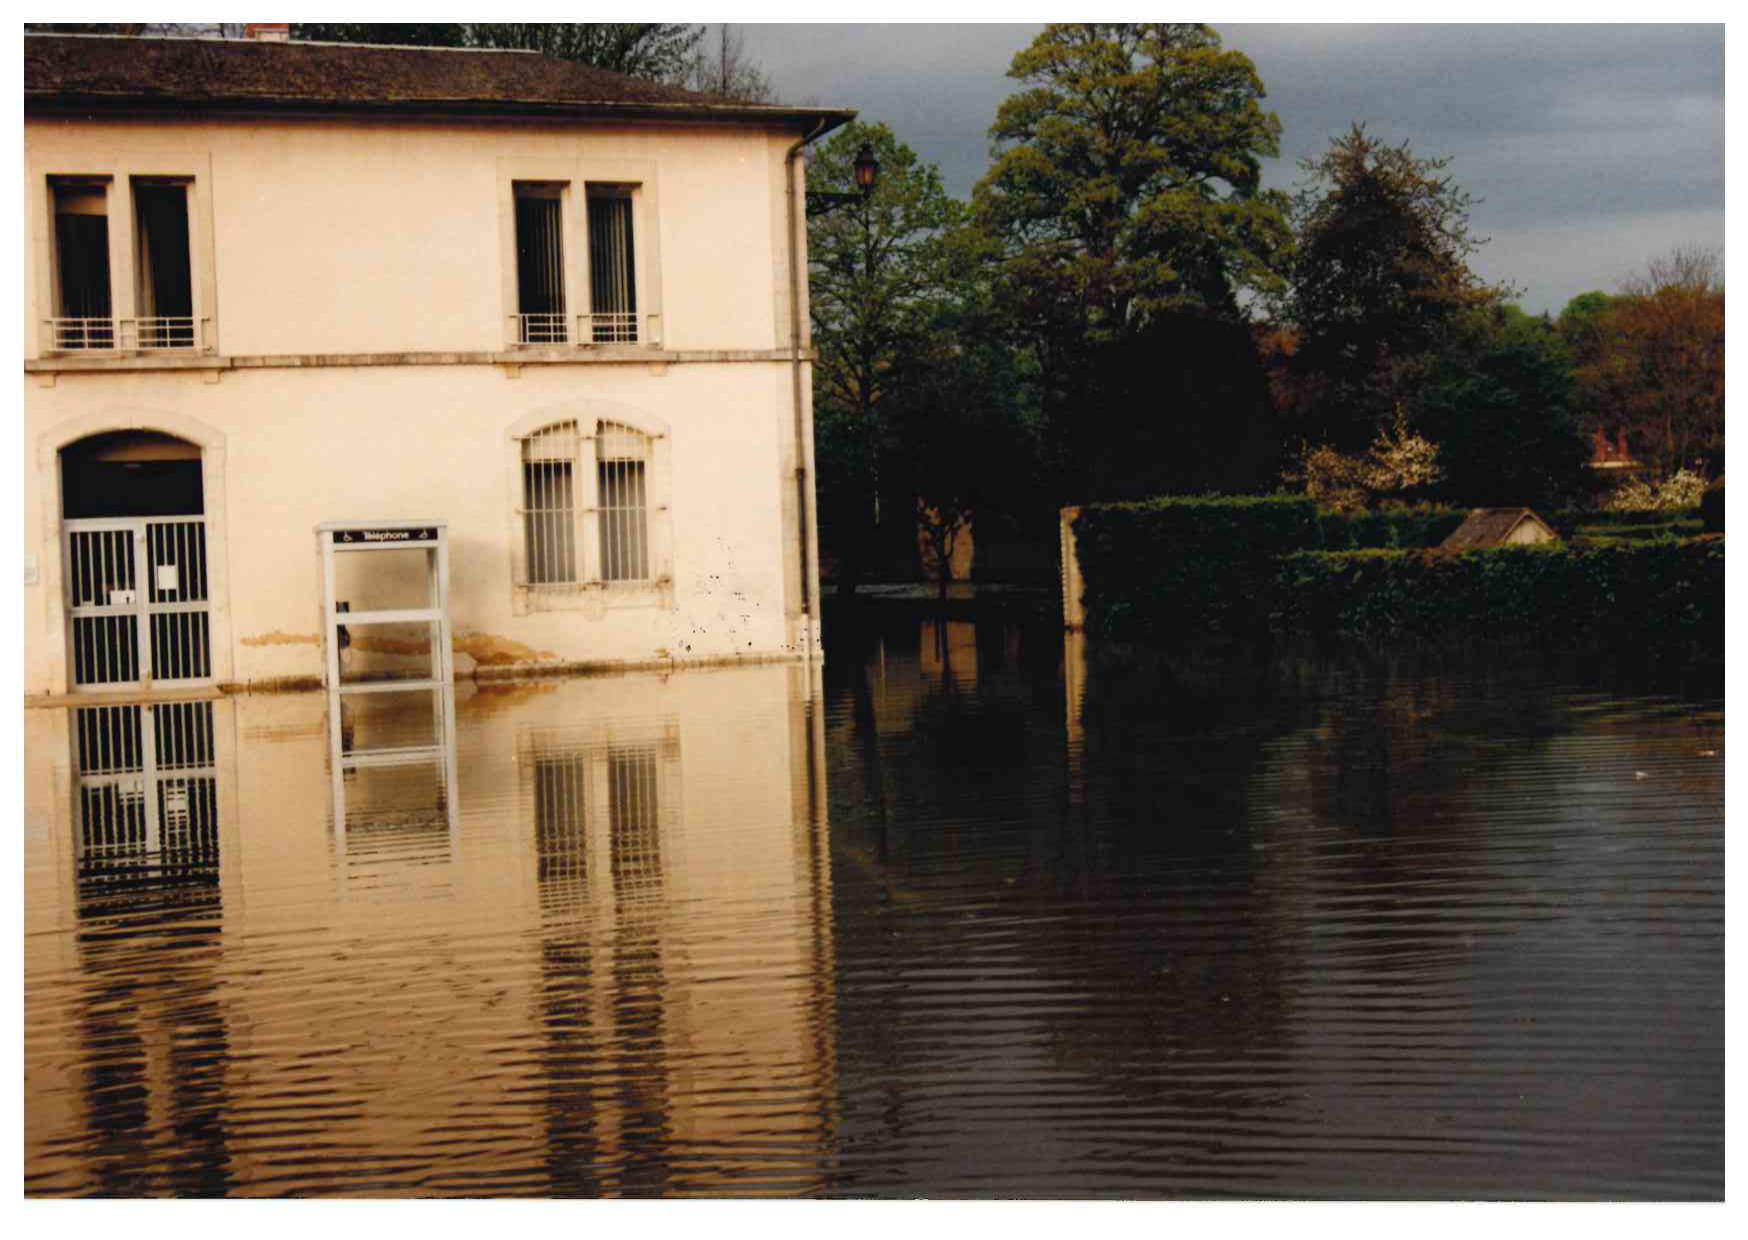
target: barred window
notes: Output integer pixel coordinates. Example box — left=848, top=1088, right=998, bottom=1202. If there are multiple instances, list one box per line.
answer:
left=596, top=421, right=650, bottom=582
left=514, top=417, right=662, bottom=596
left=521, top=421, right=579, bottom=585
left=587, top=187, right=637, bottom=343
left=133, top=180, right=195, bottom=349
left=514, top=183, right=568, bottom=344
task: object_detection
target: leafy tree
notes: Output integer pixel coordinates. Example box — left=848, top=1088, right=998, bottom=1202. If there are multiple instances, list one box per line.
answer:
left=1417, top=305, right=1590, bottom=509
left=883, top=297, right=1041, bottom=595
left=1574, top=246, right=1724, bottom=480
left=971, top=23, right=1291, bottom=503
left=292, top=23, right=706, bottom=83
left=809, top=123, right=965, bottom=588
left=1280, top=123, right=1500, bottom=450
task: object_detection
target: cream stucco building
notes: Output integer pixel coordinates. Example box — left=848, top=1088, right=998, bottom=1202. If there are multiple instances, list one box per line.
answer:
left=23, top=31, right=852, bottom=700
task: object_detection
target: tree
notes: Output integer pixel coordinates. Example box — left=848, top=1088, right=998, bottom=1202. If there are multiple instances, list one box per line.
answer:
left=884, top=295, right=1040, bottom=596
left=809, top=123, right=965, bottom=589
left=290, top=24, right=466, bottom=48
left=687, top=25, right=772, bottom=102
left=1279, top=124, right=1500, bottom=450
left=292, top=23, right=706, bottom=83
left=1574, top=246, right=1724, bottom=480
left=1417, top=305, right=1590, bottom=509
left=971, top=23, right=1291, bottom=503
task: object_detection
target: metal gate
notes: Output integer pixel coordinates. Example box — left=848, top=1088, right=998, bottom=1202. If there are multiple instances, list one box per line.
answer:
left=64, top=515, right=211, bottom=690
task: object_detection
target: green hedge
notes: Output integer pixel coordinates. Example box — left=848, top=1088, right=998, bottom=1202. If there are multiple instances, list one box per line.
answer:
left=1071, top=495, right=1721, bottom=660
left=1274, top=541, right=1723, bottom=658
left=1315, top=505, right=1467, bottom=550
left=1547, top=506, right=1703, bottom=532
left=1072, top=496, right=1467, bottom=643
left=1073, top=496, right=1321, bottom=643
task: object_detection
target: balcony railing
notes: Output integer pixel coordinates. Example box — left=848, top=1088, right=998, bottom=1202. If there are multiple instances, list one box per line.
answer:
left=514, top=312, right=570, bottom=345
left=509, top=311, right=661, bottom=350
left=43, top=316, right=212, bottom=354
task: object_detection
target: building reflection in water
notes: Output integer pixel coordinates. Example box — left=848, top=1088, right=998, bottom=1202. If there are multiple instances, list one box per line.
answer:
left=26, top=662, right=835, bottom=1196
left=61, top=698, right=237, bottom=1195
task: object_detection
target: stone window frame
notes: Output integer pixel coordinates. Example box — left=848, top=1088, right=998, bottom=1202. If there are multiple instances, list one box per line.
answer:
left=496, top=155, right=663, bottom=351
left=28, top=149, right=219, bottom=360
left=505, top=403, right=675, bottom=616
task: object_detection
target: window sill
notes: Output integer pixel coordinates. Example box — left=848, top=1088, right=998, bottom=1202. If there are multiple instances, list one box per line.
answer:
left=514, top=579, right=674, bottom=617
left=29, top=350, right=224, bottom=373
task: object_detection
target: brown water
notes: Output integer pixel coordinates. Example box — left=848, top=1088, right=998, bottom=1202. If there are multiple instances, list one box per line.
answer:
left=23, top=613, right=1724, bottom=1197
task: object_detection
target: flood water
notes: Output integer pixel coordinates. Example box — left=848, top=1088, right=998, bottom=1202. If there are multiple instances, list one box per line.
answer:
left=24, top=609, right=1724, bottom=1198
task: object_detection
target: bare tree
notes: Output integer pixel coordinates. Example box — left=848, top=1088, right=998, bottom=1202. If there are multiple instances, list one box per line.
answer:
left=687, top=25, right=773, bottom=102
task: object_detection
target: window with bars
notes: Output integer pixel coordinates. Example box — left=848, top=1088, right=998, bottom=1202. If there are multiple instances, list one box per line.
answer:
left=521, top=421, right=580, bottom=585
left=514, top=183, right=568, bottom=344
left=596, top=421, right=650, bottom=582
left=516, top=418, right=660, bottom=594
left=52, top=179, right=114, bottom=349
left=587, top=187, right=637, bottom=343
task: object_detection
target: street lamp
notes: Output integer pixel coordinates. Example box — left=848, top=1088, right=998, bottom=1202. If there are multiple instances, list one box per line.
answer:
left=852, top=142, right=879, bottom=192
left=806, top=141, right=880, bottom=215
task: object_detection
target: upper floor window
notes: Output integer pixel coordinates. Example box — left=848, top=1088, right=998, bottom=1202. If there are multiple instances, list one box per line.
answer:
left=500, top=163, right=660, bottom=352
left=50, top=179, right=114, bottom=350
left=133, top=179, right=195, bottom=349
left=586, top=186, right=638, bottom=344
left=39, top=171, right=209, bottom=356
left=514, top=183, right=568, bottom=345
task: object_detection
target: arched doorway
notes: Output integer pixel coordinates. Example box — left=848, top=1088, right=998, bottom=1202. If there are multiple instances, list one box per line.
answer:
left=61, top=430, right=211, bottom=690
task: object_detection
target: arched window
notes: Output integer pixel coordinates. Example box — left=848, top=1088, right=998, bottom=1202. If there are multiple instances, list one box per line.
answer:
left=595, top=421, right=650, bottom=582
left=513, top=415, right=667, bottom=605
left=520, top=420, right=580, bottom=585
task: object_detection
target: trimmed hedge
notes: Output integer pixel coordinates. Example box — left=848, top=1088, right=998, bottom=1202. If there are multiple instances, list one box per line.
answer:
left=1073, top=496, right=1467, bottom=643
left=1073, top=496, right=1321, bottom=643
left=1547, top=506, right=1703, bottom=532
left=1315, top=505, right=1467, bottom=550
left=1072, top=495, right=1722, bottom=660
left=1273, top=541, right=1722, bottom=658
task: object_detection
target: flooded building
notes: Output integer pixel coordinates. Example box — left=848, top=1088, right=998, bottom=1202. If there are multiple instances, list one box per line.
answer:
left=23, top=31, right=852, bottom=699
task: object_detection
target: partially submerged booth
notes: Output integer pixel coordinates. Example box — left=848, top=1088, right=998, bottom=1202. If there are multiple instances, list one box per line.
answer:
left=317, top=520, right=459, bottom=847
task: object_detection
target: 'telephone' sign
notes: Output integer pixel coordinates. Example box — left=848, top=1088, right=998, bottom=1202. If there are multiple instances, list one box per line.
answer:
left=332, top=527, right=440, bottom=545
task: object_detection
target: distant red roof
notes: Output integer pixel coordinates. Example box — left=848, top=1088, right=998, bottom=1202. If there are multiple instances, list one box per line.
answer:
left=1590, top=428, right=1641, bottom=471
left=25, top=33, right=854, bottom=132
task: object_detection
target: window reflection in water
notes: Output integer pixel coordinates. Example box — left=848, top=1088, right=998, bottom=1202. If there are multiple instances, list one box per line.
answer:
left=524, top=721, right=680, bottom=1194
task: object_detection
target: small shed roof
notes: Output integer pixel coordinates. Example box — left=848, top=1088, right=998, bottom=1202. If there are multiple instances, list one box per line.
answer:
left=1439, top=507, right=1558, bottom=551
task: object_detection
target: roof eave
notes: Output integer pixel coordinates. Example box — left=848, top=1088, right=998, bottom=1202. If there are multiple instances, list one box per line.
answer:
left=26, top=91, right=857, bottom=134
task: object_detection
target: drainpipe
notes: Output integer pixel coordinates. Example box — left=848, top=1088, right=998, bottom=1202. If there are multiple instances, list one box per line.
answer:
left=785, top=119, right=830, bottom=662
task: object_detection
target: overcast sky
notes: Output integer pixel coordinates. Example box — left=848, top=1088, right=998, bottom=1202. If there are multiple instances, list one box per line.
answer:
left=741, top=23, right=1725, bottom=315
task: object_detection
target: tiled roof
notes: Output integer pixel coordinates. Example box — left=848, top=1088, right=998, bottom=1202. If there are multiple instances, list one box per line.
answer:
left=1439, top=508, right=1556, bottom=550
left=25, top=34, right=853, bottom=130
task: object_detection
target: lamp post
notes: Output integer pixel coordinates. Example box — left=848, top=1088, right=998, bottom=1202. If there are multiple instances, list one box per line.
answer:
left=806, top=138, right=883, bottom=590
left=806, top=141, right=879, bottom=215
